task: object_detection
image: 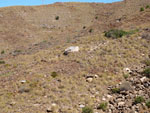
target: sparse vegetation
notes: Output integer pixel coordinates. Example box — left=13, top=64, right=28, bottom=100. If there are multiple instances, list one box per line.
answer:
left=95, top=16, right=98, bottom=19
left=142, top=68, right=150, bottom=78
left=0, top=60, right=5, bottom=64
left=146, top=100, right=150, bottom=108
left=104, top=29, right=139, bottom=39
left=97, top=102, right=107, bottom=111
left=111, top=88, right=120, bottom=93
left=143, top=59, right=150, bottom=66
left=55, top=16, right=59, bottom=20
left=82, top=107, right=93, bottom=113
left=14, top=50, right=21, bottom=53
left=146, top=5, right=150, bottom=9
left=1, top=50, right=5, bottom=54
left=0, top=1, right=150, bottom=113
left=104, top=29, right=128, bottom=39
left=51, top=72, right=58, bottom=78
left=140, top=7, right=144, bottom=12
left=134, top=96, right=145, bottom=104
left=83, top=26, right=86, bottom=29
left=89, top=29, right=93, bottom=33
left=123, top=74, right=129, bottom=79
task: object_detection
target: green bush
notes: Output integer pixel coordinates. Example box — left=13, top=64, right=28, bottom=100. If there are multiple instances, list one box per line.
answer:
left=97, top=102, right=107, bottom=111
left=111, top=88, right=120, bottom=93
left=146, top=5, right=150, bottom=9
left=142, top=68, right=150, bottom=78
left=14, top=50, right=21, bottom=53
left=104, top=29, right=128, bottom=39
left=1, top=50, right=5, bottom=54
left=143, top=59, right=150, bottom=66
left=123, top=74, right=129, bottom=79
left=140, top=7, right=144, bottom=12
left=0, top=60, right=5, bottom=64
left=83, top=26, right=86, bottom=29
left=95, top=16, right=98, bottom=19
left=146, top=100, right=150, bottom=108
left=55, top=16, right=59, bottom=20
left=82, top=107, right=93, bottom=113
left=89, top=29, right=93, bottom=33
left=51, top=72, right=58, bottom=78
left=134, top=96, right=145, bottom=104
left=105, top=29, right=139, bottom=39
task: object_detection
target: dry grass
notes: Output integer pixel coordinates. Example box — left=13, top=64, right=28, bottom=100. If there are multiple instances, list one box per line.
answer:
left=0, top=0, right=150, bottom=112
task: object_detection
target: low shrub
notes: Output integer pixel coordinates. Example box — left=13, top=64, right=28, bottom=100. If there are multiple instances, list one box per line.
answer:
left=0, top=60, right=5, bottom=64
left=89, top=29, right=93, bottom=33
left=104, top=29, right=128, bottom=39
left=123, top=74, right=129, bottom=79
left=55, top=16, right=59, bottom=20
left=142, top=68, right=150, bottom=78
left=111, top=88, right=120, bottom=93
left=105, top=29, right=138, bottom=39
left=142, top=59, right=150, bottom=66
left=140, top=7, right=144, bottom=12
left=146, top=5, right=150, bottom=9
left=51, top=72, right=58, bottom=78
left=82, top=106, right=93, bottom=113
left=1, top=50, right=5, bottom=54
left=146, top=100, right=150, bottom=108
left=134, top=96, right=145, bottom=104
left=97, top=102, right=107, bottom=111
left=83, top=26, right=86, bottom=29
left=95, top=16, right=98, bottom=19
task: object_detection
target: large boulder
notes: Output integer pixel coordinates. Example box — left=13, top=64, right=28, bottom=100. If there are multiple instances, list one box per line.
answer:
left=63, top=46, right=79, bottom=55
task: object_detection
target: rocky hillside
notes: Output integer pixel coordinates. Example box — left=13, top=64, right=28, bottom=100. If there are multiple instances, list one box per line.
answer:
left=0, top=0, right=150, bottom=113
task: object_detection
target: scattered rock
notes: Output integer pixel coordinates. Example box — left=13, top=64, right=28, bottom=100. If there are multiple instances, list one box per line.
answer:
left=79, top=104, right=85, bottom=108
left=86, top=78, right=93, bottom=82
left=107, top=66, right=150, bottom=112
left=118, top=102, right=125, bottom=106
left=142, top=33, right=150, bottom=40
left=20, top=80, right=26, bottom=84
left=119, top=81, right=133, bottom=91
left=123, top=68, right=132, bottom=74
left=18, top=86, right=30, bottom=93
left=47, top=107, right=53, bottom=112
left=107, top=95, right=113, bottom=99
left=140, top=77, right=147, bottom=83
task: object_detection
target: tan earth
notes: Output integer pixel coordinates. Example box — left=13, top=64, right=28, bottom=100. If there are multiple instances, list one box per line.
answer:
left=0, top=0, right=150, bottom=112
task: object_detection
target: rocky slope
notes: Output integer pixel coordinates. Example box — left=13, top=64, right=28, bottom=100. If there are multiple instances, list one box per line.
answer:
left=0, top=0, right=150, bottom=113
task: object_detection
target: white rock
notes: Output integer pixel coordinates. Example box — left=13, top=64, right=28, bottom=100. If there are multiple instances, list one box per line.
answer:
left=140, top=77, right=147, bottom=82
left=102, top=97, right=106, bottom=101
left=65, top=46, right=79, bottom=53
left=47, top=107, right=53, bottom=112
left=118, top=102, right=125, bottom=106
left=86, top=78, right=93, bottom=82
left=94, top=74, right=99, bottom=78
left=51, top=103, right=57, bottom=107
left=137, top=36, right=142, bottom=39
left=20, top=80, right=26, bottom=83
left=79, top=104, right=85, bottom=108
left=107, top=95, right=113, bottom=99
left=123, top=68, right=132, bottom=74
